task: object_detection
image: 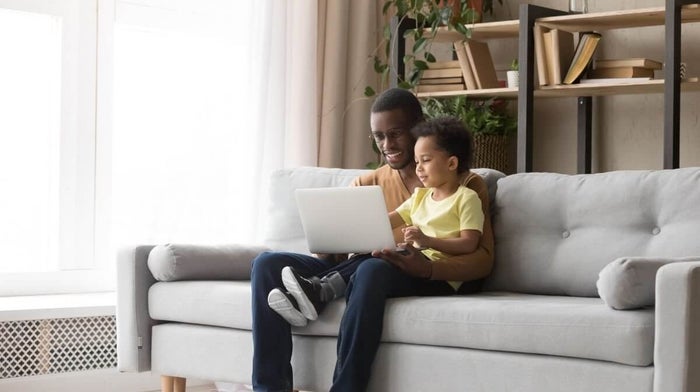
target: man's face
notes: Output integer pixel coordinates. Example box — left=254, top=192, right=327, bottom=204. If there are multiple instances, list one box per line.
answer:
left=370, top=109, right=417, bottom=170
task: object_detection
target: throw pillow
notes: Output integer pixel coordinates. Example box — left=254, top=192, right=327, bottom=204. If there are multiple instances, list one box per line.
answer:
left=148, top=243, right=269, bottom=281
left=597, top=256, right=700, bottom=310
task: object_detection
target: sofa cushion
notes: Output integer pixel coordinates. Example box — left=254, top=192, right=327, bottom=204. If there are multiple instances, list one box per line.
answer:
left=597, top=256, right=700, bottom=310
left=147, top=244, right=269, bottom=282
left=486, top=167, right=700, bottom=297
left=149, top=282, right=654, bottom=366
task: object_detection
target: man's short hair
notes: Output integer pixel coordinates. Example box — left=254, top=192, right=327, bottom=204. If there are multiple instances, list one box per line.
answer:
left=411, top=117, right=474, bottom=173
left=371, top=88, right=424, bottom=126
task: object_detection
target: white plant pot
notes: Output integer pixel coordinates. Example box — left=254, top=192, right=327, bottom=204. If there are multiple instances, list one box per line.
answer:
left=507, top=70, right=519, bottom=88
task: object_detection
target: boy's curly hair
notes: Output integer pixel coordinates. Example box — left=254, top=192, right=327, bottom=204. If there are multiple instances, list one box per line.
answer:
left=411, top=116, right=474, bottom=173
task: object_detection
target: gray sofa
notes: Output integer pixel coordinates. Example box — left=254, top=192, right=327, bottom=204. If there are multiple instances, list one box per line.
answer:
left=117, top=166, right=700, bottom=392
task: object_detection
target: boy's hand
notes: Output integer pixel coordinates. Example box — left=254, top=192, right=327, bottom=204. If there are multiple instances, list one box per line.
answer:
left=402, top=226, right=429, bottom=249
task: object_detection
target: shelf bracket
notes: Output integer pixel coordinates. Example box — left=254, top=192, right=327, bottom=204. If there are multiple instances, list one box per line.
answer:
left=663, top=0, right=698, bottom=169
left=577, top=96, right=593, bottom=173
left=517, top=5, right=567, bottom=173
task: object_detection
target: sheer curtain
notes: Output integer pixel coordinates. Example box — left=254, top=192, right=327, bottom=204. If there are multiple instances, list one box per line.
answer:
left=317, top=0, right=383, bottom=169
left=109, top=1, right=320, bottom=262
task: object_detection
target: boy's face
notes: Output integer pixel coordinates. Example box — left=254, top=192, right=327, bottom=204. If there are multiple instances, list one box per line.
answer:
left=370, top=109, right=416, bottom=170
left=414, top=135, right=457, bottom=188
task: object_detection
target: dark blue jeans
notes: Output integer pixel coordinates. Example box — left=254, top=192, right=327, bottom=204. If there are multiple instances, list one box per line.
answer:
left=250, top=251, right=454, bottom=392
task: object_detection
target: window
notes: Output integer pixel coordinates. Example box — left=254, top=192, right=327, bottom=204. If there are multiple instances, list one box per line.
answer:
left=0, top=0, right=261, bottom=296
left=109, top=0, right=259, bottom=256
left=0, top=0, right=100, bottom=295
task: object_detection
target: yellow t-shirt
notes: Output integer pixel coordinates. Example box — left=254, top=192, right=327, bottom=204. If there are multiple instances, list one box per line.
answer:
left=353, top=166, right=495, bottom=284
left=395, top=185, right=484, bottom=290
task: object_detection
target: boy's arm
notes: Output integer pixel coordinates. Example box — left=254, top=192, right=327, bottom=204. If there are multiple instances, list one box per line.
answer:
left=431, top=173, right=494, bottom=281
left=406, top=229, right=481, bottom=255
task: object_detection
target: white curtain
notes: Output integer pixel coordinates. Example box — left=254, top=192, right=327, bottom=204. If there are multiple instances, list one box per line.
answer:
left=109, top=0, right=319, bottom=256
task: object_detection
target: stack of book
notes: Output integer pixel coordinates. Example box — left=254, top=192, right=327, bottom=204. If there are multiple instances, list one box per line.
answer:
left=582, top=58, right=662, bottom=84
left=416, top=61, right=466, bottom=93
left=534, top=27, right=602, bottom=85
left=453, top=39, right=500, bottom=90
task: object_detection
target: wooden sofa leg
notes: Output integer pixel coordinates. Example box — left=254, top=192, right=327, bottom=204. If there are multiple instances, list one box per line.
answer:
left=173, top=377, right=187, bottom=392
left=161, top=375, right=174, bottom=392
left=161, top=375, right=186, bottom=392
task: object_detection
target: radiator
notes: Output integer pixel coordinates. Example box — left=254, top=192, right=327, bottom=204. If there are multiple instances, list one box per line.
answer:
left=0, top=315, right=117, bottom=379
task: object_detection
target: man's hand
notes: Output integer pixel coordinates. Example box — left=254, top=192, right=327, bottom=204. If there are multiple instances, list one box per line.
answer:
left=371, top=243, right=432, bottom=279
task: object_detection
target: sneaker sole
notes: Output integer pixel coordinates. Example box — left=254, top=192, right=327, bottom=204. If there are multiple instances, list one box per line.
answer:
left=267, top=289, right=308, bottom=327
left=282, top=268, right=319, bottom=320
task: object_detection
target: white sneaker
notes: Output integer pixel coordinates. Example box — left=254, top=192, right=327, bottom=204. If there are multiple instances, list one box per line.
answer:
left=267, top=288, right=308, bottom=327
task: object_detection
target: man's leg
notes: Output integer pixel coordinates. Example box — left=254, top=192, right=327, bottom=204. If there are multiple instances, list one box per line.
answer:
left=330, top=257, right=418, bottom=392
left=250, top=251, right=334, bottom=391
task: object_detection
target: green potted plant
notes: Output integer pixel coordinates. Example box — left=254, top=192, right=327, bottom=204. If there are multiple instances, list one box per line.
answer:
left=366, top=0, right=504, bottom=97
left=422, top=95, right=516, bottom=173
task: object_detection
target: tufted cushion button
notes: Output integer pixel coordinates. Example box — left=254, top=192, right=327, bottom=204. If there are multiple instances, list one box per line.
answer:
left=652, top=227, right=660, bottom=235
left=562, top=230, right=570, bottom=238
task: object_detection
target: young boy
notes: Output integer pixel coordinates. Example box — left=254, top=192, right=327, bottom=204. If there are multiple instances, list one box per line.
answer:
left=267, top=116, right=484, bottom=325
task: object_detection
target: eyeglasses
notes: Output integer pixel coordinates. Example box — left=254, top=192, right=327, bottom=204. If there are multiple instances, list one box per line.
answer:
left=370, top=128, right=406, bottom=143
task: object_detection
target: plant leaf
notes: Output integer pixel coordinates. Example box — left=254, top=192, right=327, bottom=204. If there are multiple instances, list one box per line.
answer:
left=424, top=52, right=436, bottom=62
left=383, top=24, right=392, bottom=40
left=413, top=37, right=428, bottom=53
left=382, top=0, right=393, bottom=15
left=413, top=60, right=429, bottom=70
left=364, top=86, right=376, bottom=97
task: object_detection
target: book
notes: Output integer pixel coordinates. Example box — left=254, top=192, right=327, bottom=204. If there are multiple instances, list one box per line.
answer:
left=594, top=58, right=663, bottom=70
left=420, top=77, right=465, bottom=85
left=427, top=60, right=461, bottom=69
left=453, top=40, right=478, bottom=90
left=588, top=66, right=655, bottom=79
left=416, top=83, right=466, bottom=93
left=579, top=77, right=652, bottom=85
left=464, top=39, right=500, bottom=89
left=421, top=68, right=463, bottom=79
left=563, top=32, right=602, bottom=85
left=544, top=29, right=575, bottom=85
left=533, top=24, right=550, bottom=86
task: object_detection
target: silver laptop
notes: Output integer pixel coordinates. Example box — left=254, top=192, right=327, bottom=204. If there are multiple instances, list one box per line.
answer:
left=295, top=186, right=397, bottom=254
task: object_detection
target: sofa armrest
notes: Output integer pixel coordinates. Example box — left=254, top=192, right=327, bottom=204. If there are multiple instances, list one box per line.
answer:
left=654, top=261, right=700, bottom=392
left=116, top=245, right=158, bottom=373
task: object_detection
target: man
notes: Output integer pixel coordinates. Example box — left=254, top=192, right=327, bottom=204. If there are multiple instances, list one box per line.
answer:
left=250, top=88, right=494, bottom=391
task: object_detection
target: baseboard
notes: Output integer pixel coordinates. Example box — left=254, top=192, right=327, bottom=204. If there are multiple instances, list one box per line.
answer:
left=0, top=368, right=211, bottom=392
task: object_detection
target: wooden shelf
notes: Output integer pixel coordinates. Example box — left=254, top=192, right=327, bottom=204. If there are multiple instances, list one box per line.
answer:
left=537, top=4, right=700, bottom=33
left=416, top=86, right=518, bottom=99
left=537, top=78, right=700, bottom=97
left=415, top=79, right=700, bottom=99
left=427, top=19, right=519, bottom=43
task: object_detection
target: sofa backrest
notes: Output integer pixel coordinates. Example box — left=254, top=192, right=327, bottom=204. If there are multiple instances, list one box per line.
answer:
left=262, top=166, right=504, bottom=254
left=484, top=167, right=700, bottom=297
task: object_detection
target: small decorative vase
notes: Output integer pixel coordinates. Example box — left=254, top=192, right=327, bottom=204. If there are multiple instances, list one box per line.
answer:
left=507, top=70, right=519, bottom=88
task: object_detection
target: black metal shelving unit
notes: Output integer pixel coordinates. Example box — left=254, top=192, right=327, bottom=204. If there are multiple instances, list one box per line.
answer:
left=395, top=0, right=700, bottom=173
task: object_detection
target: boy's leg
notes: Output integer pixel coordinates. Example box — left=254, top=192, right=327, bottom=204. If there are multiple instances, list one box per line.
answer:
left=267, top=288, right=307, bottom=327
left=250, top=251, right=334, bottom=391
left=281, top=254, right=372, bottom=319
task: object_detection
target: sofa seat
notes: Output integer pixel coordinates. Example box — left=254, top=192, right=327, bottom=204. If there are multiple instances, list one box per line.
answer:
left=149, top=281, right=654, bottom=366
